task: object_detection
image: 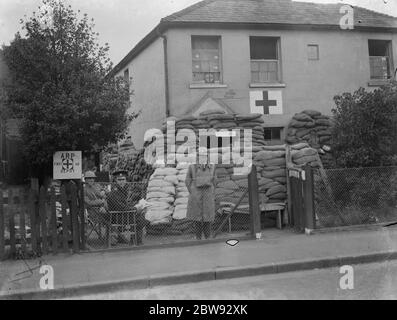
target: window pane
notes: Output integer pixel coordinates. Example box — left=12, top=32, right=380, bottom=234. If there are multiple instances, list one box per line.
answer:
left=251, top=71, right=259, bottom=82
left=264, top=129, right=272, bottom=141
left=368, top=40, right=390, bottom=56
left=307, top=45, right=319, bottom=60
left=251, top=61, right=259, bottom=72
left=264, top=128, right=282, bottom=141
left=250, top=37, right=278, bottom=60
left=192, top=36, right=221, bottom=83
left=272, top=128, right=281, bottom=140
left=192, top=37, right=219, bottom=50
left=370, top=56, right=390, bottom=79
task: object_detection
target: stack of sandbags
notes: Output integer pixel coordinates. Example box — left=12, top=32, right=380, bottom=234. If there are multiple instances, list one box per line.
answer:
left=285, top=110, right=334, bottom=168
left=235, top=114, right=266, bottom=147
left=291, top=143, right=321, bottom=168
left=173, top=163, right=190, bottom=220
left=127, top=149, right=155, bottom=182
left=145, top=167, right=178, bottom=225
left=254, top=146, right=287, bottom=204
left=101, top=144, right=119, bottom=173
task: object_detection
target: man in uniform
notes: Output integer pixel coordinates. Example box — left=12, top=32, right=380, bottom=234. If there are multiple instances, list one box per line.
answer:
left=107, top=170, right=148, bottom=245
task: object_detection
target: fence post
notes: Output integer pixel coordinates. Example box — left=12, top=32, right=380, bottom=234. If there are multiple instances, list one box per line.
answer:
left=0, top=185, right=4, bottom=260
left=39, top=186, right=48, bottom=255
left=303, top=165, right=315, bottom=234
left=50, top=187, right=58, bottom=254
left=78, top=181, right=86, bottom=251
left=248, top=165, right=261, bottom=239
left=70, top=183, right=80, bottom=253
left=60, top=185, right=69, bottom=252
left=29, top=189, right=38, bottom=255
left=285, top=145, right=292, bottom=226
left=19, top=190, right=27, bottom=257
left=8, top=189, right=16, bottom=258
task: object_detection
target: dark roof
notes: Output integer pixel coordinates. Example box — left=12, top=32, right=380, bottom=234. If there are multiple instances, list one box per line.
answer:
left=111, top=0, right=397, bottom=76
left=163, top=0, right=397, bottom=28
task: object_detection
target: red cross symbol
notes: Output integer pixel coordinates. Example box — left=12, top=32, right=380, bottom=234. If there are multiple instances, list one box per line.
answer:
left=255, top=91, right=277, bottom=115
left=62, top=158, right=74, bottom=171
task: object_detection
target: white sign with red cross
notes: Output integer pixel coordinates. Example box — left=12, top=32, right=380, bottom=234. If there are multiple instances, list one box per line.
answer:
left=53, top=151, right=82, bottom=180
left=250, top=90, right=283, bottom=115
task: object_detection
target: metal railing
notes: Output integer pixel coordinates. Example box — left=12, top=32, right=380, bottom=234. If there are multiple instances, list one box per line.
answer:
left=314, top=166, right=397, bottom=228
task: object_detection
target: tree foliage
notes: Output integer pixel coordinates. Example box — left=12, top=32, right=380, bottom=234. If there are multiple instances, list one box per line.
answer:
left=332, top=83, right=397, bottom=168
left=1, top=0, right=135, bottom=177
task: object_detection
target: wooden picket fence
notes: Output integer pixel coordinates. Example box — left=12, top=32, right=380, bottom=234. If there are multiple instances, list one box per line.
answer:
left=0, top=182, right=85, bottom=260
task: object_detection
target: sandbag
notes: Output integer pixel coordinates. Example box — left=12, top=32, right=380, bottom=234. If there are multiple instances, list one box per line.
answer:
left=293, top=113, right=313, bottom=122
left=296, top=128, right=313, bottom=138
left=148, top=180, right=174, bottom=188
left=164, top=175, right=179, bottom=185
left=255, top=150, right=285, bottom=161
left=259, top=181, right=280, bottom=191
left=262, top=169, right=286, bottom=179
left=263, top=158, right=286, bottom=167
left=147, top=192, right=173, bottom=199
left=292, top=148, right=318, bottom=159
left=302, top=110, right=322, bottom=117
left=147, top=186, right=176, bottom=195
left=235, top=114, right=263, bottom=121
left=291, top=143, right=310, bottom=150
left=269, top=192, right=287, bottom=200
left=294, top=155, right=319, bottom=165
left=288, top=120, right=306, bottom=128
left=266, top=185, right=287, bottom=197
left=315, top=119, right=330, bottom=126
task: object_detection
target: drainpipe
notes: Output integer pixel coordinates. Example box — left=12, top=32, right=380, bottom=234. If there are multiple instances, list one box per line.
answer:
left=157, top=27, right=170, bottom=118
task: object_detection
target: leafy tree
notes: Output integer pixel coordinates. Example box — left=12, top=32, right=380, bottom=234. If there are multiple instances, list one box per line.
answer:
left=1, top=0, right=136, bottom=179
left=332, top=83, right=397, bottom=168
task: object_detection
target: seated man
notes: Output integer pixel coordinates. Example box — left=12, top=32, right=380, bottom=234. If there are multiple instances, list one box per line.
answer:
left=107, top=170, right=148, bottom=245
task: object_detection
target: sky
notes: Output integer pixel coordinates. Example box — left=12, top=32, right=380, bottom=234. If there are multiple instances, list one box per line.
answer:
left=1, top=0, right=397, bottom=65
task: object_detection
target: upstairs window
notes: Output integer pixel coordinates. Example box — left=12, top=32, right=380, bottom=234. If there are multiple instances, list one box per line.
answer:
left=192, top=36, right=222, bottom=84
left=307, top=44, right=319, bottom=60
left=368, top=40, right=393, bottom=80
left=250, top=37, right=281, bottom=83
left=123, top=68, right=130, bottom=91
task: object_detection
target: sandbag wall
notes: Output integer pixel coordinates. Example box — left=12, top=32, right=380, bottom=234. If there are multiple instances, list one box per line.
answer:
left=253, top=146, right=287, bottom=204
left=145, top=167, right=177, bottom=225
left=104, top=143, right=154, bottom=182
left=290, top=143, right=322, bottom=168
left=285, top=110, right=334, bottom=168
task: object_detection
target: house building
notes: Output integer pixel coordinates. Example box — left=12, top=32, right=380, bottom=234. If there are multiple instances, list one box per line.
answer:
left=111, top=0, right=397, bottom=148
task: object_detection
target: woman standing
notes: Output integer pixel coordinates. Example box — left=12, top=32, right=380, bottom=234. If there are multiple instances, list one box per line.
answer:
left=185, top=153, right=216, bottom=240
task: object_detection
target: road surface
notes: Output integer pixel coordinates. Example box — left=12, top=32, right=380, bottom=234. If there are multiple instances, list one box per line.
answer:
left=63, top=260, right=397, bottom=300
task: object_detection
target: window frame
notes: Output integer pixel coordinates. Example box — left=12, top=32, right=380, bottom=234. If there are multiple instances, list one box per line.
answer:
left=191, top=35, right=223, bottom=84
left=263, top=127, right=283, bottom=143
left=368, top=39, right=394, bottom=80
left=249, top=36, right=282, bottom=84
left=307, top=44, right=320, bottom=61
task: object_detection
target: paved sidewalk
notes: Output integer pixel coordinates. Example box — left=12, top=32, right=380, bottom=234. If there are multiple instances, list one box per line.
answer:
left=1, top=226, right=397, bottom=299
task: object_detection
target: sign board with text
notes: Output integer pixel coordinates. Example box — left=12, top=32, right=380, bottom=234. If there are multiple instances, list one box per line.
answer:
left=53, top=151, right=82, bottom=180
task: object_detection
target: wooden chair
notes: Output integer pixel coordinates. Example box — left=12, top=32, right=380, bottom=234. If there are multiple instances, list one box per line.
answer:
left=107, top=210, right=138, bottom=247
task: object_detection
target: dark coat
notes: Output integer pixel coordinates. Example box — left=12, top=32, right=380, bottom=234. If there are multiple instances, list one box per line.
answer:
left=185, top=164, right=216, bottom=222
